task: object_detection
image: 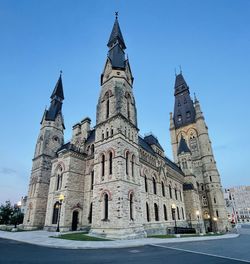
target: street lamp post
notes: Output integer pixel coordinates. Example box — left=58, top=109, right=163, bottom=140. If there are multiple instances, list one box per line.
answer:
left=172, top=204, right=177, bottom=234
left=56, top=194, right=64, bottom=233
left=196, top=210, right=200, bottom=234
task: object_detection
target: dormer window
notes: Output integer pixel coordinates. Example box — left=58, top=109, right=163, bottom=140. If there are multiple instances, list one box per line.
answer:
left=186, top=111, right=191, bottom=119
left=177, top=115, right=182, bottom=122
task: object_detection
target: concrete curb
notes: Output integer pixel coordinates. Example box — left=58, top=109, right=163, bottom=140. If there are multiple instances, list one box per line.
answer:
left=0, top=231, right=239, bottom=249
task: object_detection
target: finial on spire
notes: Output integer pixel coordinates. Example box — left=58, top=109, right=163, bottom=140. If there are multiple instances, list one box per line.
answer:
left=179, top=65, right=182, bottom=74
left=115, top=11, right=118, bottom=19
left=60, top=70, right=63, bottom=76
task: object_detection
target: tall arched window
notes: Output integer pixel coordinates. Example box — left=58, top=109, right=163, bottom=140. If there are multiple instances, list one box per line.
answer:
left=161, top=182, right=165, bottom=197
left=154, top=203, right=159, bottom=221
left=129, top=193, right=134, bottom=220
left=181, top=207, right=184, bottom=219
left=175, top=189, right=178, bottom=200
left=180, top=191, right=182, bottom=201
left=131, top=155, right=135, bottom=178
left=56, top=166, right=63, bottom=191
left=153, top=177, right=157, bottom=195
left=144, top=176, right=148, bottom=192
left=169, top=185, right=172, bottom=199
left=104, top=193, right=109, bottom=220
left=146, top=202, right=150, bottom=222
left=91, top=170, right=94, bottom=190
left=109, top=152, right=113, bottom=175
left=126, top=152, right=129, bottom=175
left=91, top=144, right=95, bottom=155
left=127, top=94, right=131, bottom=120
left=163, top=205, right=168, bottom=221
left=101, top=154, right=105, bottom=178
left=52, top=202, right=59, bottom=224
left=88, top=203, right=93, bottom=224
left=106, top=97, right=109, bottom=119
left=177, top=206, right=180, bottom=220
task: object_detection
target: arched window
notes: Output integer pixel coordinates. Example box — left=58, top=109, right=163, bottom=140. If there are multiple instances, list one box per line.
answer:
left=109, top=152, right=113, bottom=175
left=101, top=154, right=105, bottom=177
left=129, top=193, right=134, bottom=220
left=91, top=170, right=94, bottom=190
left=145, top=176, right=148, bottom=192
left=214, top=197, right=217, bottom=204
left=56, top=167, right=63, bottom=190
left=127, top=94, right=131, bottom=120
left=169, top=185, right=172, bottom=199
left=175, top=189, right=178, bottom=200
left=131, top=155, right=135, bottom=178
left=91, top=144, right=95, bottom=155
left=180, top=191, right=182, bottom=201
left=88, top=203, right=93, bottom=224
left=171, top=206, right=175, bottom=220
left=126, top=152, right=129, bottom=175
left=153, top=177, right=157, bottom=195
left=146, top=202, right=150, bottom=222
left=202, top=196, right=208, bottom=206
left=154, top=203, right=159, bottom=221
left=163, top=205, right=168, bottom=221
left=104, top=193, right=109, bottom=220
left=106, top=97, right=109, bottom=119
left=161, top=182, right=165, bottom=197
left=52, top=202, right=59, bottom=224
left=177, top=206, right=180, bottom=220
left=181, top=207, right=184, bottom=219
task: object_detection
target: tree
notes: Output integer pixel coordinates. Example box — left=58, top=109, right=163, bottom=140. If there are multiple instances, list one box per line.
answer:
left=0, top=201, right=24, bottom=226
left=0, top=201, right=13, bottom=225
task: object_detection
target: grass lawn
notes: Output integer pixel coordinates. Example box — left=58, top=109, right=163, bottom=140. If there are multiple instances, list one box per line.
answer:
left=51, top=232, right=110, bottom=241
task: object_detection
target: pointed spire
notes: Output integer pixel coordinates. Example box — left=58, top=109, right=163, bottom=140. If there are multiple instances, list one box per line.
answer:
left=173, top=72, right=196, bottom=128
left=178, top=135, right=191, bottom=155
left=107, top=13, right=126, bottom=50
left=44, top=74, right=64, bottom=123
left=51, top=72, right=64, bottom=100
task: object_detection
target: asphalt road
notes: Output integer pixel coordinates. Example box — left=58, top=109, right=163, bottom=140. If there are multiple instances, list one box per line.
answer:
left=0, top=235, right=249, bottom=264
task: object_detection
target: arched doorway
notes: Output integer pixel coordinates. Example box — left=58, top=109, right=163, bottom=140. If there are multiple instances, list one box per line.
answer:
left=71, top=211, right=79, bottom=231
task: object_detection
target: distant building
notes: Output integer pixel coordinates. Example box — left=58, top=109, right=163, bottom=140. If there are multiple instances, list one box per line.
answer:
left=224, top=186, right=250, bottom=223
left=23, top=15, right=228, bottom=238
left=17, top=196, right=27, bottom=215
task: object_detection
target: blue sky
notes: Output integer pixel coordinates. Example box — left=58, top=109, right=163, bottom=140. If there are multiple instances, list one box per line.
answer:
left=0, top=0, right=250, bottom=204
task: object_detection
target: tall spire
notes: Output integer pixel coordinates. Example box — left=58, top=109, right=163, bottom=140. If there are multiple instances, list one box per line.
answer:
left=107, top=12, right=126, bottom=50
left=173, top=72, right=196, bottom=128
left=44, top=73, right=64, bottom=123
left=107, top=14, right=126, bottom=69
left=50, top=72, right=64, bottom=100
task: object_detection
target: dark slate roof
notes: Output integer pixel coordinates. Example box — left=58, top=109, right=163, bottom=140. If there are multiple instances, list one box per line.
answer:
left=144, top=134, right=164, bottom=151
left=138, top=136, right=155, bottom=156
left=173, top=73, right=196, bottom=129
left=86, top=129, right=95, bottom=144
left=164, top=157, right=184, bottom=175
left=183, top=183, right=194, bottom=191
left=107, top=17, right=126, bottom=49
left=108, top=44, right=126, bottom=69
left=139, top=136, right=184, bottom=175
left=51, top=74, right=64, bottom=100
left=57, top=142, right=83, bottom=154
left=178, top=136, right=191, bottom=155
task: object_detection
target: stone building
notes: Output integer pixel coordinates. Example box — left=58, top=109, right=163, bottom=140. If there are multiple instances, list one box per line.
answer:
left=23, top=16, right=228, bottom=238
left=224, top=186, right=250, bottom=223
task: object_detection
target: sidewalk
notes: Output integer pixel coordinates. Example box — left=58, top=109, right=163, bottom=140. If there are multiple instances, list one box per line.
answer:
left=0, top=230, right=239, bottom=249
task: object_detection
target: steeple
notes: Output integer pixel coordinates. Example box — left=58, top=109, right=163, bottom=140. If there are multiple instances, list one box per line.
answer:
left=107, top=14, right=126, bottom=69
left=178, top=135, right=191, bottom=155
left=173, top=73, right=196, bottom=128
left=44, top=74, right=64, bottom=123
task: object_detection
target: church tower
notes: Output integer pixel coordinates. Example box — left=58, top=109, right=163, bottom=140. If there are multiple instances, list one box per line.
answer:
left=23, top=75, right=65, bottom=229
left=170, top=73, right=228, bottom=232
left=90, top=15, right=145, bottom=239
